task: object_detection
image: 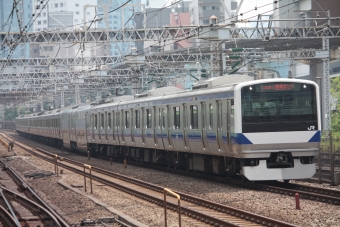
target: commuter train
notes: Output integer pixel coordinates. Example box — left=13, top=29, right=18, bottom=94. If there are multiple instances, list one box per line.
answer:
left=15, top=74, right=321, bottom=181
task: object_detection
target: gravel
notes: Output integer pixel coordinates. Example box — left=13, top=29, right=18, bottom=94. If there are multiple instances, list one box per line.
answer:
left=3, top=134, right=340, bottom=227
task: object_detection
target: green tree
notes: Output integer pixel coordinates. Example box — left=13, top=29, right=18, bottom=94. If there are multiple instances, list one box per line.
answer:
left=331, top=77, right=340, bottom=133
left=4, top=107, right=18, bottom=121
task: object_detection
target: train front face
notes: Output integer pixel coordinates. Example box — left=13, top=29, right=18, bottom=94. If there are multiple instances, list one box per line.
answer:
left=234, top=79, right=320, bottom=181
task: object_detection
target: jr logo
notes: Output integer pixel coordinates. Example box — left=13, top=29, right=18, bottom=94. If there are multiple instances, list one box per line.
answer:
left=307, top=126, right=315, bottom=130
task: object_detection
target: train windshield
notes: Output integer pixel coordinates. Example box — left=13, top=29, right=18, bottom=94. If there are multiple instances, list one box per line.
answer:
left=241, top=82, right=318, bottom=133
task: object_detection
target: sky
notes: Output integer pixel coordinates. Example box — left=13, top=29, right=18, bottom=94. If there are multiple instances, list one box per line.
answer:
left=139, top=0, right=275, bottom=20
left=237, top=0, right=274, bottom=20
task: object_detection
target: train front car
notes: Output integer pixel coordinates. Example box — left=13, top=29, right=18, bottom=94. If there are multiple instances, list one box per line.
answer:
left=234, top=79, right=320, bottom=181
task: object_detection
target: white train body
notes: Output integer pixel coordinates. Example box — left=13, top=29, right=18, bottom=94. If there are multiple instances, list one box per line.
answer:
left=15, top=75, right=321, bottom=181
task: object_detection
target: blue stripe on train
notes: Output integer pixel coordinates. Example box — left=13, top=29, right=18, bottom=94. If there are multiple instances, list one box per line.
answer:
left=308, top=130, right=321, bottom=142
left=231, top=133, right=252, bottom=145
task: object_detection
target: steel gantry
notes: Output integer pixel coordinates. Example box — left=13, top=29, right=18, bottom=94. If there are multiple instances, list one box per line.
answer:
left=1, top=25, right=340, bottom=45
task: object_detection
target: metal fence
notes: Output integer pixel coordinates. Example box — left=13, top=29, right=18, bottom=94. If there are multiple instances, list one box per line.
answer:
left=0, top=121, right=15, bottom=130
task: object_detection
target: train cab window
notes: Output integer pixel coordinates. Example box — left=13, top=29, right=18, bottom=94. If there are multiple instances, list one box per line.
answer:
left=135, top=110, right=140, bottom=128
left=108, top=113, right=111, bottom=129
left=146, top=109, right=152, bottom=128
left=173, top=107, right=180, bottom=129
left=101, top=114, right=104, bottom=129
left=125, top=111, right=130, bottom=128
left=209, top=104, right=213, bottom=129
left=190, top=105, right=198, bottom=129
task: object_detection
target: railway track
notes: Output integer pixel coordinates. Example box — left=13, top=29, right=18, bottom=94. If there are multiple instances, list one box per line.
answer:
left=4, top=131, right=340, bottom=208
left=0, top=159, right=67, bottom=227
left=0, top=131, right=296, bottom=227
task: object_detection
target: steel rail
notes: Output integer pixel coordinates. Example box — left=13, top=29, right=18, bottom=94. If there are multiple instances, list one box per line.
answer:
left=0, top=159, right=68, bottom=227
left=0, top=205, right=18, bottom=227
left=0, top=186, right=62, bottom=227
left=0, top=188, right=21, bottom=226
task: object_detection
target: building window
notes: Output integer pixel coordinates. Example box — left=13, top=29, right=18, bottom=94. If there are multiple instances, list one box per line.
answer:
left=113, top=27, right=117, bottom=29
left=114, top=21, right=118, bottom=24
left=37, top=21, right=41, bottom=25
left=37, top=13, right=41, bottom=17
left=202, top=6, right=210, bottom=10
left=75, top=11, right=79, bottom=15
left=212, top=6, right=219, bottom=10
left=203, top=19, right=209, bottom=24
left=43, top=12, right=46, bottom=16
left=43, top=20, right=47, bottom=24
left=75, top=3, right=79, bottom=7
left=86, top=12, right=90, bottom=15
left=74, top=19, right=78, bottom=22
left=55, top=3, right=58, bottom=8
left=60, top=3, right=63, bottom=7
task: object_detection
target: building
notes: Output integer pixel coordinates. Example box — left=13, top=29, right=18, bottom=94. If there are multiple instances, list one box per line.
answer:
left=0, top=0, right=32, bottom=58
left=189, top=0, right=237, bottom=26
left=32, top=0, right=98, bottom=32
left=30, top=0, right=108, bottom=60
left=145, top=0, right=167, bottom=8
left=273, top=0, right=340, bottom=28
left=97, top=0, right=141, bottom=56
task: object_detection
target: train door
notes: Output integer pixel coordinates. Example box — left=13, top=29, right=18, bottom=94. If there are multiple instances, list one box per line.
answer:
left=206, top=102, right=220, bottom=153
left=156, top=107, right=164, bottom=149
left=99, top=112, right=103, bottom=141
left=152, top=106, right=158, bottom=147
left=161, top=106, right=173, bottom=150
left=68, top=114, right=71, bottom=142
left=182, top=103, right=190, bottom=151
left=216, top=100, right=224, bottom=153
left=105, top=111, right=109, bottom=142
left=120, top=110, right=125, bottom=145
left=171, top=105, right=185, bottom=151
left=141, top=107, right=146, bottom=146
left=201, top=102, right=209, bottom=152
left=71, top=113, right=77, bottom=142
left=133, top=108, right=142, bottom=147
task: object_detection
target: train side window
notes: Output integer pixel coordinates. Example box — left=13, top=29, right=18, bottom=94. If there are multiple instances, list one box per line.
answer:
left=146, top=109, right=152, bottom=128
left=190, top=105, right=198, bottom=129
left=173, top=106, right=180, bottom=129
left=108, top=113, right=111, bottom=129
left=158, top=108, right=162, bottom=129
left=94, top=114, right=97, bottom=129
left=231, top=99, right=234, bottom=116
left=116, top=112, right=120, bottom=128
left=135, top=110, right=140, bottom=129
left=125, top=111, right=130, bottom=128
left=218, top=101, right=223, bottom=128
left=209, top=104, right=213, bottom=129
left=101, top=113, right=104, bottom=129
